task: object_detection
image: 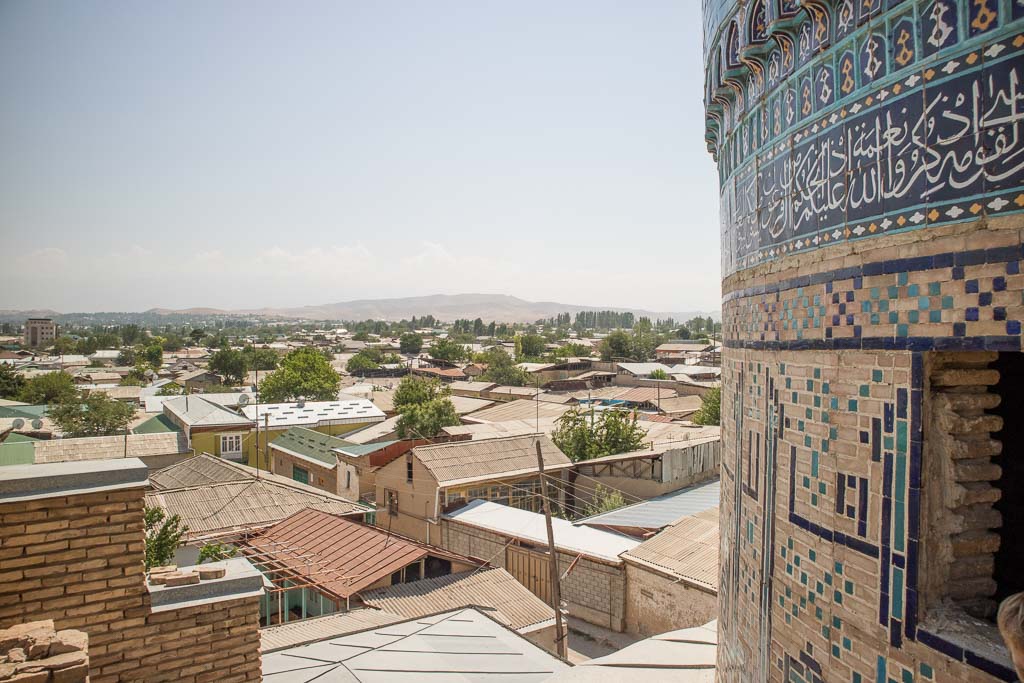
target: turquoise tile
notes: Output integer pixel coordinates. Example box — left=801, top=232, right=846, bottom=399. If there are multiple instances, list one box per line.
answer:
left=929, top=310, right=942, bottom=323
left=918, top=296, right=930, bottom=310
left=859, top=385, right=870, bottom=397
left=872, top=369, right=883, bottom=382
left=942, top=295, right=953, bottom=309
left=908, top=310, right=919, bottom=323
left=928, top=282, right=941, bottom=295
left=871, top=287, right=880, bottom=299
left=892, top=567, right=904, bottom=618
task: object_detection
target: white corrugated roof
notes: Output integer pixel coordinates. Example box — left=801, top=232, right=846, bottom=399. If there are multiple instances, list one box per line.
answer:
left=242, top=399, right=385, bottom=428
left=444, top=500, right=638, bottom=563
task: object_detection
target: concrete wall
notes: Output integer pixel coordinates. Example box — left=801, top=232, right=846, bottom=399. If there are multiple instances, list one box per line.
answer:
left=441, top=519, right=627, bottom=632
left=268, top=446, right=338, bottom=494
left=623, top=561, right=717, bottom=636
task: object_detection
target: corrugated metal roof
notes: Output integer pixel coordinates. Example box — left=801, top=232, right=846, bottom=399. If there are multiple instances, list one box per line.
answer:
left=163, top=395, right=253, bottom=427
left=32, top=432, right=189, bottom=464
left=145, top=476, right=367, bottom=541
left=268, top=427, right=349, bottom=467
left=614, top=386, right=680, bottom=404
left=413, top=434, right=571, bottom=487
left=244, top=509, right=439, bottom=599
left=448, top=395, right=494, bottom=415
left=260, top=609, right=405, bottom=652
left=333, top=440, right=399, bottom=458
left=262, top=607, right=569, bottom=682
left=461, top=399, right=573, bottom=425
left=149, top=453, right=253, bottom=489
left=656, top=343, right=714, bottom=353
left=343, top=415, right=400, bottom=444
left=449, top=381, right=499, bottom=393
left=132, top=413, right=181, bottom=434
left=360, top=568, right=555, bottom=632
left=616, top=362, right=672, bottom=376
left=444, top=500, right=638, bottom=563
left=655, top=395, right=704, bottom=415
left=442, top=418, right=562, bottom=440
left=578, top=479, right=720, bottom=530
left=620, top=511, right=719, bottom=590
left=243, top=399, right=386, bottom=428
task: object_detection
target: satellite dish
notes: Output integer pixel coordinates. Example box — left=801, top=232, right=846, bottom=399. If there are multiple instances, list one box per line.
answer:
left=237, top=394, right=250, bottom=406
left=31, top=419, right=42, bottom=430
left=11, top=418, right=24, bottom=430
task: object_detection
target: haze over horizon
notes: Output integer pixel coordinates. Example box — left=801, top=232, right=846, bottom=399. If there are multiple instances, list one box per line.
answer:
left=0, top=1, right=719, bottom=313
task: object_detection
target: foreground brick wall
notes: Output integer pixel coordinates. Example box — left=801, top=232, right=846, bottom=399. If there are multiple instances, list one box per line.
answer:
left=0, top=487, right=260, bottom=682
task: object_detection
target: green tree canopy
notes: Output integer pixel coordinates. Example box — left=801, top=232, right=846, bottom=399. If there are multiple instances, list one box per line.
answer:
left=479, top=349, right=531, bottom=386
left=399, top=332, right=423, bottom=355
left=516, top=334, right=546, bottom=360
left=209, top=348, right=247, bottom=384
left=19, top=371, right=78, bottom=404
left=242, top=346, right=279, bottom=371
left=49, top=390, right=135, bottom=437
left=0, top=365, right=25, bottom=400
left=599, top=331, right=632, bottom=361
left=142, top=344, right=163, bottom=368
left=396, top=396, right=460, bottom=439
left=144, top=506, right=188, bottom=570
left=51, top=336, right=77, bottom=355
left=551, top=408, right=647, bottom=463
left=259, top=347, right=341, bottom=403
left=649, top=368, right=669, bottom=380
left=691, top=387, right=721, bottom=426
left=393, top=375, right=448, bottom=412
left=429, top=338, right=467, bottom=362
left=346, top=352, right=379, bottom=374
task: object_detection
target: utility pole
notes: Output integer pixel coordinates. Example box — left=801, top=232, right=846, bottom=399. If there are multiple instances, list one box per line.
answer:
left=535, top=438, right=568, bottom=659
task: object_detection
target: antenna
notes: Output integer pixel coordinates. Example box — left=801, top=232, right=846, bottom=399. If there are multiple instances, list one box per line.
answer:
left=11, top=418, right=24, bottom=430
left=31, top=419, right=42, bottom=430
left=237, top=393, right=250, bottom=406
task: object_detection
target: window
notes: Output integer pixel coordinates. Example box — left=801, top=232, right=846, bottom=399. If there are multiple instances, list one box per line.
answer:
left=292, top=465, right=309, bottom=485
left=406, top=455, right=414, bottom=483
left=346, top=470, right=352, bottom=490
left=385, top=489, right=398, bottom=515
left=220, top=434, right=242, bottom=455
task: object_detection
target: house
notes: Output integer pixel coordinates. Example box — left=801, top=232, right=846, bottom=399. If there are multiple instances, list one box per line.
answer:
left=161, top=394, right=254, bottom=461
left=29, top=431, right=191, bottom=470
left=266, top=426, right=425, bottom=502
left=175, top=368, right=222, bottom=391
left=73, top=371, right=121, bottom=385
left=615, top=362, right=673, bottom=378
left=410, top=366, right=466, bottom=382
left=668, top=364, right=722, bottom=382
left=360, top=567, right=560, bottom=653
left=461, top=398, right=575, bottom=425
left=448, top=380, right=498, bottom=398
left=145, top=454, right=369, bottom=563
left=543, top=370, right=615, bottom=391
left=619, top=509, right=719, bottom=636
left=238, top=508, right=480, bottom=624
left=88, top=349, right=121, bottom=365
left=261, top=608, right=570, bottom=682
left=480, top=385, right=544, bottom=402
left=442, top=499, right=639, bottom=631
left=374, top=434, right=573, bottom=545
left=654, top=394, right=704, bottom=418
left=572, top=433, right=721, bottom=502
left=241, top=399, right=386, bottom=467
left=654, top=341, right=714, bottom=361
left=577, top=478, right=720, bottom=537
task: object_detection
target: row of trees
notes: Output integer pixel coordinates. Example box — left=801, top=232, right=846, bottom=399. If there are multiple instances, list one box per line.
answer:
left=0, top=367, right=135, bottom=437
left=207, top=346, right=280, bottom=384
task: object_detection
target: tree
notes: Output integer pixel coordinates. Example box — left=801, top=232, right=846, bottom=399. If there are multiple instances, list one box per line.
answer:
left=120, top=324, right=142, bottom=346
left=156, top=383, right=183, bottom=396
left=19, top=372, right=78, bottom=404
left=116, top=348, right=136, bottom=366
left=550, top=408, right=600, bottom=463
left=259, top=347, right=341, bottom=402
left=429, top=338, right=467, bottom=362
left=479, top=349, right=531, bottom=386
left=691, top=387, right=721, bottom=426
left=189, top=328, right=206, bottom=345
left=144, top=506, right=188, bottom=570
left=393, top=375, right=447, bottom=412
left=49, top=390, right=135, bottom=437
left=346, top=352, right=379, bottom=374
left=517, top=334, right=545, bottom=359
left=209, top=348, right=247, bottom=384
left=599, top=331, right=631, bottom=361
left=552, top=408, right=646, bottom=463
left=0, top=365, right=25, bottom=400
left=399, top=332, right=423, bottom=355
left=198, top=542, right=237, bottom=564
left=649, top=368, right=669, bottom=380
left=595, top=409, right=647, bottom=455
left=142, top=344, right=163, bottom=368
left=51, top=336, right=77, bottom=355
left=242, top=346, right=279, bottom=371
left=584, top=485, right=627, bottom=516
left=396, top=397, right=460, bottom=439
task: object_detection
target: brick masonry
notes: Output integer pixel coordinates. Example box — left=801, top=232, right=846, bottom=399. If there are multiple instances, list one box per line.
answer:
left=0, top=486, right=261, bottom=682
left=703, top=0, right=1024, bottom=678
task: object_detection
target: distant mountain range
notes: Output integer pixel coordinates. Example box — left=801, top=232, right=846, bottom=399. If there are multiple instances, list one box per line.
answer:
left=2, top=294, right=720, bottom=325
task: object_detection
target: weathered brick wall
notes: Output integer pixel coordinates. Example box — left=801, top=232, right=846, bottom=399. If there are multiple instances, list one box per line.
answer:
left=0, top=487, right=261, bottom=682
left=441, top=519, right=627, bottom=631
left=623, top=563, right=717, bottom=636
left=0, top=619, right=88, bottom=682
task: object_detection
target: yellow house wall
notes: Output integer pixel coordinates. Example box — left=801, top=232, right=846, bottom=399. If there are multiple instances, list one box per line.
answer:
left=245, top=421, right=375, bottom=468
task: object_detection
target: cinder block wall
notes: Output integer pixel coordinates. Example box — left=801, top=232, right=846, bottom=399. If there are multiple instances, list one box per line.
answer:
left=0, top=486, right=261, bottom=682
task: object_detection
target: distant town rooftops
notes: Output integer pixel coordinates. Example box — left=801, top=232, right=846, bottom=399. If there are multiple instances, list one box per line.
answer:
left=241, top=399, right=385, bottom=428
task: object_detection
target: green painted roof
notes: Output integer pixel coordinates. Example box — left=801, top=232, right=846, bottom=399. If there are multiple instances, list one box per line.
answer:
left=0, top=441, right=35, bottom=466
left=334, top=440, right=399, bottom=457
left=3, top=433, right=40, bottom=443
left=0, top=404, right=48, bottom=420
left=269, top=427, right=352, bottom=467
left=133, top=413, right=182, bottom=435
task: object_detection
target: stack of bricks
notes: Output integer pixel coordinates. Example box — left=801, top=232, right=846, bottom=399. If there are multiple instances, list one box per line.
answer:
left=927, top=352, right=1004, bottom=620
left=0, top=480, right=261, bottom=681
left=0, top=619, right=88, bottom=683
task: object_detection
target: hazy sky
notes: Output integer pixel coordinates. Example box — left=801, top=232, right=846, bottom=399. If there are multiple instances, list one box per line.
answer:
left=0, top=1, right=720, bottom=314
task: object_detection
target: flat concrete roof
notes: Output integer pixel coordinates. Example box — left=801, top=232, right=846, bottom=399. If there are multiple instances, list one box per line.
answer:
left=0, top=458, right=149, bottom=503
left=148, top=557, right=267, bottom=612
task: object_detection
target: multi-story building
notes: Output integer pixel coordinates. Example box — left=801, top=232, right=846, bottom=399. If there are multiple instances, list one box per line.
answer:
left=23, top=317, right=56, bottom=347
left=702, top=0, right=1023, bottom=681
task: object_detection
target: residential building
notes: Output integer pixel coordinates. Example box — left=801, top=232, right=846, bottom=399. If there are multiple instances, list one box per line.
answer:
left=442, top=499, right=639, bottom=631
left=703, top=0, right=1023, bottom=679
left=161, top=394, right=254, bottom=461
left=0, top=458, right=265, bottom=681
left=654, top=341, right=714, bottom=361
left=619, top=509, right=719, bottom=636
left=578, top=479, right=720, bottom=537
left=261, top=607, right=569, bottom=682
left=28, top=431, right=191, bottom=470
left=374, top=434, right=573, bottom=545
left=175, top=368, right=223, bottom=392
left=23, top=318, right=56, bottom=347
left=238, top=508, right=479, bottom=624
left=241, top=398, right=386, bottom=467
